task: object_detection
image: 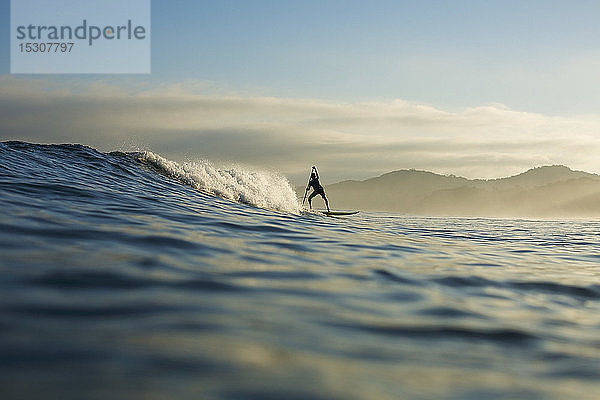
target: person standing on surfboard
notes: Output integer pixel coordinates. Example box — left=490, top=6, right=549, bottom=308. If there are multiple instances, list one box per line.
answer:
left=304, top=166, right=330, bottom=212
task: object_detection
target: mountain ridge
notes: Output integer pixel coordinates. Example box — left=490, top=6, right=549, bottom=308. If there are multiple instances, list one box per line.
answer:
left=297, top=165, right=600, bottom=217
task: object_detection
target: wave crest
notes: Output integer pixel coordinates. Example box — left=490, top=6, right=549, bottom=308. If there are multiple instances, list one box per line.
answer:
left=135, top=151, right=300, bottom=213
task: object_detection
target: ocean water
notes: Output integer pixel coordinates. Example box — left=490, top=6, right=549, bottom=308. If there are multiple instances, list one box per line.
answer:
left=1, top=141, right=599, bottom=400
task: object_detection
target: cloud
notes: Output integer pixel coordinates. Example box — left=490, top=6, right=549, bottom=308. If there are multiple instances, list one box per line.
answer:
left=1, top=75, right=600, bottom=184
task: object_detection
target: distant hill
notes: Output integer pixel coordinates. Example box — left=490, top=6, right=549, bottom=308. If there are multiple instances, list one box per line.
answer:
left=297, top=165, right=600, bottom=217
left=485, top=165, right=594, bottom=188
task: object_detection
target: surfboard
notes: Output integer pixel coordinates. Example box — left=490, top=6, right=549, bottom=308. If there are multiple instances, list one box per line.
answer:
left=320, top=210, right=360, bottom=216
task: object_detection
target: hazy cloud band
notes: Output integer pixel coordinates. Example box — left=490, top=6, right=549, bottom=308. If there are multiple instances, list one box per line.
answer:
left=1, top=76, right=599, bottom=184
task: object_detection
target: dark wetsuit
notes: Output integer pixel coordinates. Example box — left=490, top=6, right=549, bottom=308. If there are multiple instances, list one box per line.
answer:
left=307, top=174, right=330, bottom=211
left=308, top=176, right=324, bottom=195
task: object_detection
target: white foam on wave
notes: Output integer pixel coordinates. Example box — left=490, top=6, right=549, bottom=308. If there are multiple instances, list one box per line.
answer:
left=136, top=151, right=300, bottom=214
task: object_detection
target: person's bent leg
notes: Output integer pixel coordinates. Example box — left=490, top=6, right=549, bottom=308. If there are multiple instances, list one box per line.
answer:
left=322, top=193, right=330, bottom=212
left=308, top=191, right=317, bottom=209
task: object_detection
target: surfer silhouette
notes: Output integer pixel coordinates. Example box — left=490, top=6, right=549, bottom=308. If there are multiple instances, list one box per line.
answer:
left=303, top=166, right=330, bottom=212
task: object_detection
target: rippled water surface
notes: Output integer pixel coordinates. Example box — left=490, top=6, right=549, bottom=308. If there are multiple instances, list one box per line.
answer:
left=1, top=142, right=599, bottom=400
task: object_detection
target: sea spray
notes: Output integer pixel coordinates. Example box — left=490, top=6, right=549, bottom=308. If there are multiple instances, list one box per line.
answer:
left=135, top=151, right=300, bottom=213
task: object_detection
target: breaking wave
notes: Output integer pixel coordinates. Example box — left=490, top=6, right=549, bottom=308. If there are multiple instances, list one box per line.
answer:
left=133, top=151, right=300, bottom=213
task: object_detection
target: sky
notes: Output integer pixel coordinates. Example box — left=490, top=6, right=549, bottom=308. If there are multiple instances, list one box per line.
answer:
left=2, top=0, right=600, bottom=184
